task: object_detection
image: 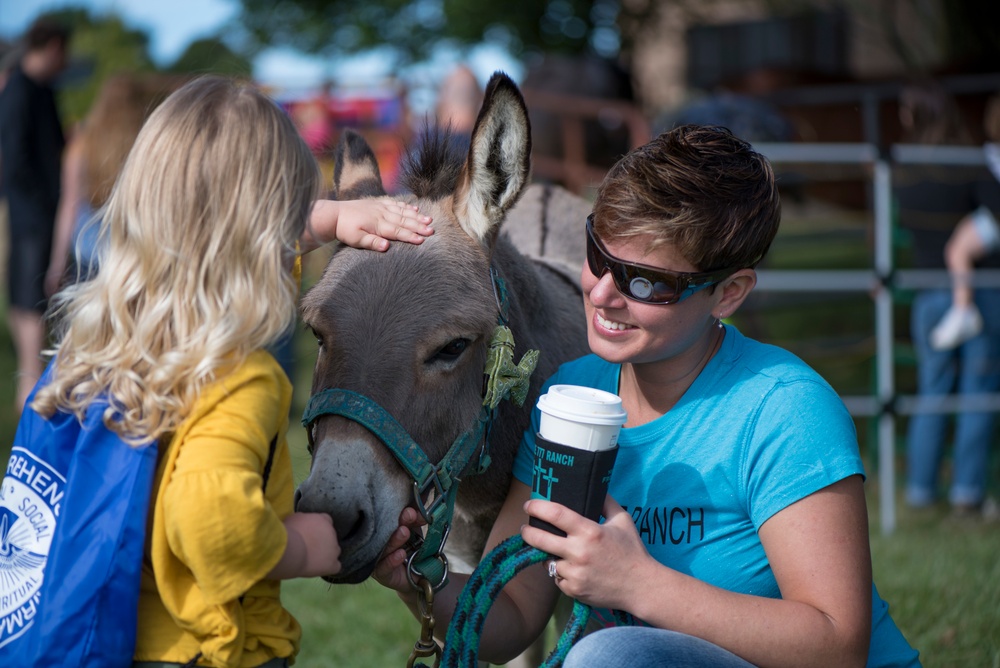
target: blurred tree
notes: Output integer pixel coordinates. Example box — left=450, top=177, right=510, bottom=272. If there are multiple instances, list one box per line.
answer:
left=167, top=36, right=253, bottom=78
left=236, top=0, right=1000, bottom=78
left=237, top=0, right=624, bottom=63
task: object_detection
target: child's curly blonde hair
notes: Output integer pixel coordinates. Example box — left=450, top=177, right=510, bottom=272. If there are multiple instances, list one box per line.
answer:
left=34, top=76, right=321, bottom=444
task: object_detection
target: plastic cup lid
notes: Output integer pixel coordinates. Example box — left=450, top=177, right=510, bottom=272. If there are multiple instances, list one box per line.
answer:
left=537, top=384, right=628, bottom=426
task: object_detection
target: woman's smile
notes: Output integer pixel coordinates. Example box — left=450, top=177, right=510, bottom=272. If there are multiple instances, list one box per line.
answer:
left=595, top=312, right=635, bottom=332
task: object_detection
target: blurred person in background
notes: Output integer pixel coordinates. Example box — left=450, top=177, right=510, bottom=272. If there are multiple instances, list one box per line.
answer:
left=0, top=17, right=70, bottom=414
left=47, top=72, right=181, bottom=294
left=0, top=42, right=23, bottom=312
left=929, top=92, right=1000, bottom=351
left=896, top=83, right=1000, bottom=517
left=433, top=64, right=482, bottom=155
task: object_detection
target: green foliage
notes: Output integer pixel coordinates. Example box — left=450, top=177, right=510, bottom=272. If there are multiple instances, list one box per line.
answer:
left=236, top=0, right=621, bottom=63
left=166, top=37, right=253, bottom=78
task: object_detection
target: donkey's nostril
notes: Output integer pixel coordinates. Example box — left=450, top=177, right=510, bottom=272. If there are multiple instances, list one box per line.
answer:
left=293, top=488, right=302, bottom=509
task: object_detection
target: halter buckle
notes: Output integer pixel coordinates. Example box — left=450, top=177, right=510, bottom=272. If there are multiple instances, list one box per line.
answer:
left=412, top=467, right=447, bottom=524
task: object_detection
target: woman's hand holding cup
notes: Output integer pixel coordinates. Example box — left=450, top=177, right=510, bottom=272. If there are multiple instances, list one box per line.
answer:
left=522, top=494, right=652, bottom=613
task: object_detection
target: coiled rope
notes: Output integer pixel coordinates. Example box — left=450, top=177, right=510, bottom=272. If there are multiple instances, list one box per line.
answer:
left=416, top=534, right=634, bottom=668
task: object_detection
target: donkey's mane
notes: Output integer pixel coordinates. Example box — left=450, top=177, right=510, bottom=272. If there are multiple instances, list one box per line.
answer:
left=399, top=126, right=466, bottom=200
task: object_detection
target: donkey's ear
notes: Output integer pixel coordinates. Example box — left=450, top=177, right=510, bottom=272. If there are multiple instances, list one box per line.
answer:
left=333, top=130, right=387, bottom=200
left=454, top=72, right=531, bottom=248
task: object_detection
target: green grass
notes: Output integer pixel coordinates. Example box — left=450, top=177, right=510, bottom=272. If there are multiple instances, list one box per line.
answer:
left=284, top=578, right=420, bottom=667
left=869, top=503, right=1000, bottom=668
left=2, top=220, right=999, bottom=667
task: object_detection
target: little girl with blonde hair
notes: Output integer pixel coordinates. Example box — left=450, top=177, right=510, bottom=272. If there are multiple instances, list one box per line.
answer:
left=30, top=75, right=431, bottom=666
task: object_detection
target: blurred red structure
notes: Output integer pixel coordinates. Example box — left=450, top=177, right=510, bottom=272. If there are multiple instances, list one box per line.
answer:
left=279, top=85, right=408, bottom=193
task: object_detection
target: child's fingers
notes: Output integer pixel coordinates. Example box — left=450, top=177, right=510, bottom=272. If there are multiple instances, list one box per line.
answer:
left=356, top=200, right=434, bottom=251
left=359, top=230, right=423, bottom=252
left=370, top=223, right=431, bottom=247
left=359, top=234, right=391, bottom=252
left=384, top=200, right=433, bottom=236
left=382, top=227, right=433, bottom=245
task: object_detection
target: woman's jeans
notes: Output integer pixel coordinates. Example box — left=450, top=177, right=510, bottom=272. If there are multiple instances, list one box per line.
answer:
left=906, top=288, right=1000, bottom=507
left=563, top=627, right=757, bottom=668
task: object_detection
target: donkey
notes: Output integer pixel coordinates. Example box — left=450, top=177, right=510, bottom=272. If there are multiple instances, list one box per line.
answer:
left=295, top=72, right=591, bottom=586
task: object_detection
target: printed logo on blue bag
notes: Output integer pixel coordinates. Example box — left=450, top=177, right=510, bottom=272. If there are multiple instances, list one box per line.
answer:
left=0, top=446, right=62, bottom=649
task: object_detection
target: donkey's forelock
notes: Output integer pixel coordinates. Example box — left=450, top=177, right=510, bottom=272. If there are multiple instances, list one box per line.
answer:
left=398, top=126, right=466, bottom=200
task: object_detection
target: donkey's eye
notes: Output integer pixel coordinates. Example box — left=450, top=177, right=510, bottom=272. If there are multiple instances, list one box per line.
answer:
left=307, top=325, right=324, bottom=348
left=428, top=338, right=470, bottom=364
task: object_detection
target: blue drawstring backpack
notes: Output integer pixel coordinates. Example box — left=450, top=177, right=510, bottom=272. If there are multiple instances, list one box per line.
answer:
left=0, top=363, right=158, bottom=667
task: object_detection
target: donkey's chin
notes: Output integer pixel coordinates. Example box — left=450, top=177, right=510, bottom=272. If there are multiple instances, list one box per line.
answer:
left=322, top=533, right=393, bottom=584
left=322, top=560, right=377, bottom=585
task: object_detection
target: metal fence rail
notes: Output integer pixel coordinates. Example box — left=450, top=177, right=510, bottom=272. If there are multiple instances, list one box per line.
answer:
left=752, top=142, right=997, bottom=534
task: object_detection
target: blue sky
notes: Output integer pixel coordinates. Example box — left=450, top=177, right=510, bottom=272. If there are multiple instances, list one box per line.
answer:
left=1, top=0, right=523, bottom=96
left=2, top=1, right=242, bottom=67
left=1, top=0, right=334, bottom=88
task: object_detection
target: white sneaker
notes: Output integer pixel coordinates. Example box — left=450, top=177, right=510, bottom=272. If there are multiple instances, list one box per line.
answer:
left=930, top=305, right=983, bottom=350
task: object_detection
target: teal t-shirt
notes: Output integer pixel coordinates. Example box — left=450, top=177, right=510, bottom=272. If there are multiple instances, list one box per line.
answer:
left=514, top=325, right=920, bottom=667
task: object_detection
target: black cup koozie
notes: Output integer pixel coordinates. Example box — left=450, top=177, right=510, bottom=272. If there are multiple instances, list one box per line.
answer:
left=529, top=434, right=619, bottom=536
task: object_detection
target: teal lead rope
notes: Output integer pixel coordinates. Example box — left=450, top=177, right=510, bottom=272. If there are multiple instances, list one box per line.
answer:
left=417, top=535, right=635, bottom=668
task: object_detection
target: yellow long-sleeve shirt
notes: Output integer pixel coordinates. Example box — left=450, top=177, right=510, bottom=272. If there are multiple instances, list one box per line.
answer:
left=135, top=350, right=300, bottom=667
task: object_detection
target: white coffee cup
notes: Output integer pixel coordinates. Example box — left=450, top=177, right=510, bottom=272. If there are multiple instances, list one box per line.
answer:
left=536, top=384, right=628, bottom=452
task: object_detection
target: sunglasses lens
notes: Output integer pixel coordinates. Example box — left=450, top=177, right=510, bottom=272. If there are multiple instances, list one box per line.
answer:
left=629, top=276, right=654, bottom=300
left=587, top=229, right=681, bottom=303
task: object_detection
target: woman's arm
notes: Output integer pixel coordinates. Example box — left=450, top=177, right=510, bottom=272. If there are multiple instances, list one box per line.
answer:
left=302, top=198, right=433, bottom=253
left=524, top=475, right=872, bottom=668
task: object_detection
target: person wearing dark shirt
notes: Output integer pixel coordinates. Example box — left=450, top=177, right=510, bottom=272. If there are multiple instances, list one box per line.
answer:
left=0, top=17, right=70, bottom=413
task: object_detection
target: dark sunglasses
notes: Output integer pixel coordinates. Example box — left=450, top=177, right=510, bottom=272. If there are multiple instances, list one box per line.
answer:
left=585, top=215, right=734, bottom=305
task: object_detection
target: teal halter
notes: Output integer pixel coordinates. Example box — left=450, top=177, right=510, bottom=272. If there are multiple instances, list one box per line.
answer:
left=301, top=387, right=490, bottom=588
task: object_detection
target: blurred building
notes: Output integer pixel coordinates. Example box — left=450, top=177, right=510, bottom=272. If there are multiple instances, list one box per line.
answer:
left=632, top=0, right=996, bottom=115
left=525, top=0, right=999, bottom=195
